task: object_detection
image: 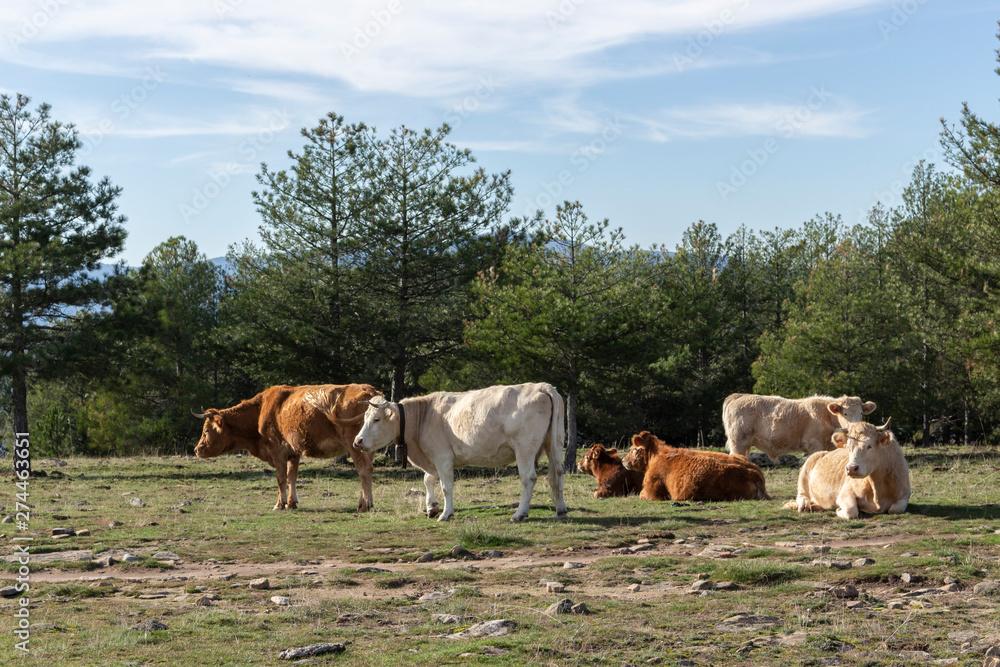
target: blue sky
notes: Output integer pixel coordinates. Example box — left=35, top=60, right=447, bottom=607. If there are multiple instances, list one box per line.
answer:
left=2, top=0, right=997, bottom=264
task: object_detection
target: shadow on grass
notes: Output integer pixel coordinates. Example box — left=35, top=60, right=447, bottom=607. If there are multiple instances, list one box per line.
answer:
left=905, top=503, right=1000, bottom=521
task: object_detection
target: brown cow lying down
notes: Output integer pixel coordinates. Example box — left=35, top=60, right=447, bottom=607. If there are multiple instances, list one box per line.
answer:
left=622, top=431, right=770, bottom=502
left=785, top=419, right=910, bottom=519
left=193, top=384, right=381, bottom=511
left=723, top=393, right=876, bottom=461
left=577, top=443, right=643, bottom=499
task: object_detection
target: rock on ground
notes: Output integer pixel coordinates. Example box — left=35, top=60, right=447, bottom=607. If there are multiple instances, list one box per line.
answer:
left=278, top=643, right=345, bottom=660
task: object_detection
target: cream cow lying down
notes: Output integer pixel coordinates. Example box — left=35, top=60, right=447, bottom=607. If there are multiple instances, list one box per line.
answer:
left=785, top=419, right=910, bottom=520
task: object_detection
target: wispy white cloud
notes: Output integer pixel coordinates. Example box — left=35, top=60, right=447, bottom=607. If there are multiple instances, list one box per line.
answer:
left=0, top=0, right=896, bottom=98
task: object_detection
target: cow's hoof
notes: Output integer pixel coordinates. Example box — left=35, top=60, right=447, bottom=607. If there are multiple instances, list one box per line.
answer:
left=427, top=504, right=442, bottom=519
left=437, top=513, right=454, bottom=522
left=287, top=502, right=298, bottom=510
left=358, top=502, right=373, bottom=513
left=556, top=510, right=569, bottom=519
left=273, top=503, right=286, bottom=511
left=510, top=514, right=528, bottom=523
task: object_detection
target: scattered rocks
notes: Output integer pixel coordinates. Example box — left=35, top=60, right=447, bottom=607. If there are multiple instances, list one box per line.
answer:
left=901, top=552, right=918, bottom=558
left=194, top=596, right=213, bottom=607
left=545, top=598, right=574, bottom=615
left=940, top=556, right=958, bottom=564
left=356, top=567, right=391, bottom=574
left=445, top=620, right=516, bottom=639
left=812, top=559, right=852, bottom=570
left=152, top=552, right=180, bottom=562
left=546, top=582, right=566, bottom=593
left=75, top=529, right=91, bottom=537
left=108, top=521, right=124, bottom=528
left=127, top=498, right=145, bottom=508
left=887, top=601, right=906, bottom=610
left=51, top=527, right=75, bottom=536
left=940, top=583, right=961, bottom=593
left=628, top=584, right=642, bottom=593
left=852, top=557, right=875, bottom=567
left=714, top=581, right=741, bottom=591
left=571, top=602, right=589, bottom=614
left=278, top=643, right=345, bottom=660
left=270, top=596, right=291, bottom=606
left=248, top=578, right=270, bottom=590
left=0, top=587, right=18, bottom=598
left=480, top=550, right=502, bottom=559
left=690, top=579, right=714, bottom=592
left=563, top=561, right=584, bottom=569
left=95, top=555, right=116, bottom=568
left=416, top=552, right=435, bottom=563
left=130, top=620, right=168, bottom=632
left=1, top=516, right=13, bottom=524
left=901, top=573, right=921, bottom=584
left=121, top=554, right=142, bottom=563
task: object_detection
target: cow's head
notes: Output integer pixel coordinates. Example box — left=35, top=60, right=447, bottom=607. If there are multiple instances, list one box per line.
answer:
left=353, top=396, right=399, bottom=454
left=577, top=443, right=618, bottom=475
left=192, top=409, right=230, bottom=458
left=623, top=433, right=657, bottom=473
left=831, top=418, right=893, bottom=478
left=827, top=396, right=877, bottom=426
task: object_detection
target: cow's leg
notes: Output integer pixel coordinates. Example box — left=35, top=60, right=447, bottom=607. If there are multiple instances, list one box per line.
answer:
left=511, top=452, right=538, bottom=522
left=286, top=455, right=301, bottom=509
left=273, top=450, right=289, bottom=510
left=546, top=454, right=568, bottom=518
left=349, top=448, right=374, bottom=512
left=423, top=471, right=442, bottom=519
left=835, top=489, right=860, bottom=520
left=887, top=498, right=908, bottom=514
left=436, top=462, right=457, bottom=522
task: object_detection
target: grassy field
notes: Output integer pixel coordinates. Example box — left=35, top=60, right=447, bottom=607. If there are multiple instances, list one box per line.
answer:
left=1, top=443, right=1000, bottom=666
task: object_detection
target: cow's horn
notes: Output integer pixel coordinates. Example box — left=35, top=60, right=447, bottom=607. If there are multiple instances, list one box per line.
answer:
left=191, top=409, right=208, bottom=419
left=877, top=417, right=892, bottom=431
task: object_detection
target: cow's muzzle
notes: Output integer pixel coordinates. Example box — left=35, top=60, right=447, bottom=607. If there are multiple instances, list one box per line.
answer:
left=353, top=437, right=371, bottom=453
left=845, top=464, right=862, bottom=478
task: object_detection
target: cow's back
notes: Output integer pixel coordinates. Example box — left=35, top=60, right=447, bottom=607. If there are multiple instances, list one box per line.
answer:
left=645, top=448, right=769, bottom=502
left=268, top=384, right=375, bottom=458
left=414, top=383, right=557, bottom=468
left=724, top=393, right=838, bottom=458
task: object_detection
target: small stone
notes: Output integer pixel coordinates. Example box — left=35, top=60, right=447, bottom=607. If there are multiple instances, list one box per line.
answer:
left=0, top=587, right=18, bottom=598
left=628, top=583, right=641, bottom=593
left=128, top=498, right=145, bottom=508
left=450, top=545, right=473, bottom=559
left=888, top=601, right=905, bottom=609
left=356, top=566, right=391, bottom=573
left=940, top=556, right=958, bottom=564
left=571, top=602, right=589, bottom=614
left=645, top=658, right=662, bottom=665
left=95, top=555, right=116, bottom=568
left=1, top=516, right=14, bottom=524
left=714, top=581, right=741, bottom=591
left=940, top=583, right=960, bottom=593
left=901, top=573, right=920, bottom=584
left=121, top=554, right=142, bottom=563
left=195, top=596, right=213, bottom=607
left=277, top=643, right=345, bottom=660
left=130, top=620, right=168, bottom=632
left=901, top=551, right=918, bottom=558
left=152, top=552, right=180, bottom=561
left=416, top=552, right=435, bottom=563
left=544, top=599, right=574, bottom=615
left=418, top=590, right=454, bottom=602
left=691, top=579, right=714, bottom=591
left=546, top=582, right=565, bottom=593
left=52, top=527, right=74, bottom=536
left=563, top=561, right=584, bottom=569
left=270, top=596, right=291, bottom=606
left=846, top=600, right=866, bottom=609
left=75, top=529, right=91, bottom=537
left=248, top=578, right=270, bottom=590
left=812, top=559, right=851, bottom=569
left=51, top=514, right=69, bottom=520
left=629, top=543, right=655, bottom=553
left=943, top=577, right=959, bottom=585
left=53, top=533, right=73, bottom=540
left=336, top=613, right=362, bottom=624
left=479, top=550, right=502, bottom=559
left=852, top=557, right=875, bottom=567
left=446, top=620, right=516, bottom=639
left=108, top=521, right=124, bottom=528
left=433, top=614, right=462, bottom=624
left=974, top=582, right=1000, bottom=596
left=830, top=584, right=859, bottom=599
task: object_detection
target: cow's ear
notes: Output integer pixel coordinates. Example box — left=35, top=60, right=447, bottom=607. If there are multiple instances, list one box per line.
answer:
left=831, top=431, right=848, bottom=447
left=862, top=401, right=877, bottom=414
left=828, top=403, right=843, bottom=415
left=879, top=431, right=892, bottom=446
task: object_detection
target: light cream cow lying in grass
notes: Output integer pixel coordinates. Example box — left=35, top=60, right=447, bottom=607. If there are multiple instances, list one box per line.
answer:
left=785, top=419, right=910, bottom=520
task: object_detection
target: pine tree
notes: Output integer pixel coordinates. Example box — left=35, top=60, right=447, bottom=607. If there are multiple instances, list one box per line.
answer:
left=0, top=94, right=127, bottom=464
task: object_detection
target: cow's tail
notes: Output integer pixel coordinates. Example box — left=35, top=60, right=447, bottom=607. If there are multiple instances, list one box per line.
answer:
left=543, top=384, right=566, bottom=472
left=722, top=393, right=743, bottom=456
left=305, top=388, right=365, bottom=427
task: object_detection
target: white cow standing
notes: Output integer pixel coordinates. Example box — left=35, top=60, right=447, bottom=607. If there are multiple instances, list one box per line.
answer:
left=353, top=383, right=569, bottom=522
left=787, top=419, right=910, bottom=519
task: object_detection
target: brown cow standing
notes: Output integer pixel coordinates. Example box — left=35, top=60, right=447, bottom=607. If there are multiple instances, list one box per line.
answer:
left=193, top=384, right=382, bottom=511
left=622, top=431, right=770, bottom=502
left=577, top=443, right=644, bottom=499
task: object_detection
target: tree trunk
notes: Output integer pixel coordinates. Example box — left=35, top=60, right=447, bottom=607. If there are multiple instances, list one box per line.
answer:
left=12, top=366, right=30, bottom=476
left=562, top=391, right=577, bottom=472
left=391, top=357, right=407, bottom=465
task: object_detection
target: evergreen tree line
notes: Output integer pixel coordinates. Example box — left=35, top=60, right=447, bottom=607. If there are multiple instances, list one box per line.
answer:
left=4, top=29, right=1000, bottom=460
